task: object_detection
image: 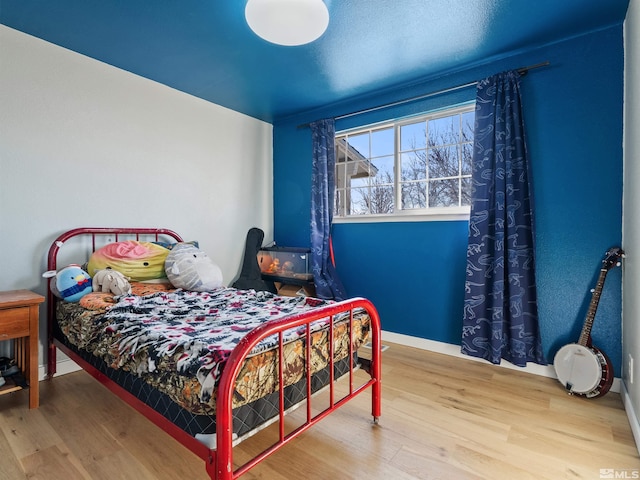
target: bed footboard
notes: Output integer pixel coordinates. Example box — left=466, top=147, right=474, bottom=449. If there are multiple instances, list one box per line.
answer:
left=212, top=297, right=382, bottom=480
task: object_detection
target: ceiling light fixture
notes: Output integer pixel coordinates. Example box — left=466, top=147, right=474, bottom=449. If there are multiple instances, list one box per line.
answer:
left=245, top=0, right=329, bottom=46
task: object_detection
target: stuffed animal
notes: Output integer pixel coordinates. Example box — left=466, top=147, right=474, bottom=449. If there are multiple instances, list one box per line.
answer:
left=43, top=265, right=93, bottom=302
left=92, top=269, right=132, bottom=296
left=87, top=240, right=170, bottom=281
left=165, top=243, right=223, bottom=292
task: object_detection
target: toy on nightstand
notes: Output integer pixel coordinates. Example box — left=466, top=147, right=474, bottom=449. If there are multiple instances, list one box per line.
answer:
left=42, top=264, right=93, bottom=302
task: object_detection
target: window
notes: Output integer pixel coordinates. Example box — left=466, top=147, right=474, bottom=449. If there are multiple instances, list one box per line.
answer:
left=334, top=104, right=474, bottom=220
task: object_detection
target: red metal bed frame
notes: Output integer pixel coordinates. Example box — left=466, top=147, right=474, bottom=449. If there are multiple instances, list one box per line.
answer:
left=45, top=227, right=382, bottom=480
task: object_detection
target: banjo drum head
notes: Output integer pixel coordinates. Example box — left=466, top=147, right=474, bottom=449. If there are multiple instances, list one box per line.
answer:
left=553, top=344, right=602, bottom=394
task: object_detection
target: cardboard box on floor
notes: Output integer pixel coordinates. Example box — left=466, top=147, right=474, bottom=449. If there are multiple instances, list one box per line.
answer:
left=275, top=283, right=316, bottom=298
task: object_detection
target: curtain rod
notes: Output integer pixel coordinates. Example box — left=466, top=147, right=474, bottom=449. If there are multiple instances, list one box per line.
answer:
left=297, top=60, right=550, bottom=129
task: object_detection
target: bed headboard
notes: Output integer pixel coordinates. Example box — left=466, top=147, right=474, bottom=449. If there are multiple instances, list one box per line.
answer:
left=46, top=227, right=184, bottom=375
left=46, top=227, right=184, bottom=272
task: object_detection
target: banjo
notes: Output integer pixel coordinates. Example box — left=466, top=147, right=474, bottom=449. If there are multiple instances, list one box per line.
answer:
left=553, top=247, right=623, bottom=398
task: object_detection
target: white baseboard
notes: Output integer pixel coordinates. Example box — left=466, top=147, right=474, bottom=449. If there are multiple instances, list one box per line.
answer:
left=38, top=358, right=81, bottom=381
left=621, top=381, right=640, bottom=456
left=381, top=330, right=621, bottom=394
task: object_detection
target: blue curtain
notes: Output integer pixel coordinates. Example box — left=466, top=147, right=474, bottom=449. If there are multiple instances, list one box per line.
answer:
left=461, top=71, right=546, bottom=366
left=310, top=118, right=347, bottom=301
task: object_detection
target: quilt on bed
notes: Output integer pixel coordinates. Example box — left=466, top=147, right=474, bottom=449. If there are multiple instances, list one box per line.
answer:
left=56, top=287, right=370, bottom=416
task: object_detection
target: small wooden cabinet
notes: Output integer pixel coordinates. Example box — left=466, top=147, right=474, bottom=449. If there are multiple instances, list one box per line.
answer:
left=0, top=290, right=44, bottom=408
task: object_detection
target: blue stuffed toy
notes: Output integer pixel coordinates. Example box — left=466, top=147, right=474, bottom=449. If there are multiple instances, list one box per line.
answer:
left=43, top=264, right=93, bottom=302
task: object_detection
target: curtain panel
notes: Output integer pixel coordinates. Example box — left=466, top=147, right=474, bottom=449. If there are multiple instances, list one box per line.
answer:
left=310, top=119, right=347, bottom=301
left=461, top=71, right=546, bottom=367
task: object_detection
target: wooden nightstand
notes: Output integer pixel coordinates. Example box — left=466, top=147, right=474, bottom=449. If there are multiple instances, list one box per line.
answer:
left=0, top=290, right=45, bottom=408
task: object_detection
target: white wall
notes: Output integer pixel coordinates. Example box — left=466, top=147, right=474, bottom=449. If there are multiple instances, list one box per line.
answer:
left=623, top=0, right=640, bottom=451
left=0, top=26, right=274, bottom=366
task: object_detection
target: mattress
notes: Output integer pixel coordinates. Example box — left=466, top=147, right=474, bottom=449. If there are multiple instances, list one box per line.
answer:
left=54, top=285, right=371, bottom=439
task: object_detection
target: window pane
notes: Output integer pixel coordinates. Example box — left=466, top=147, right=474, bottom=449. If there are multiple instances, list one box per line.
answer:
left=461, top=143, right=473, bottom=175
left=336, top=139, right=348, bottom=163
left=335, top=162, right=347, bottom=189
left=401, top=182, right=426, bottom=209
left=461, top=177, right=472, bottom=206
left=371, top=127, right=394, bottom=157
left=350, top=188, right=369, bottom=215
left=429, top=179, right=459, bottom=207
left=372, top=155, right=394, bottom=183
left=346, top=132, right=369, bottom=158
left=351, top=176, right=369, bottom=189
left=345, top=159, right=363, bottom=177
left=462, top=111, right=475, bottom=142
left=401, top=151, right=426, bottom=181
left=400, top=122, right=426, bottom=151
left=368, top=184, right=394, bottom=214
left=335, top=189, right=346, bottom=216
left=428, top=115, right=458, bottom=146
left=429, top=145, right=459, bottom=178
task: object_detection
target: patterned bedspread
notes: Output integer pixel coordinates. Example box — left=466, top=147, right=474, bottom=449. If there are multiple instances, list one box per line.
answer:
left=56, top=286, right=370, bottom=415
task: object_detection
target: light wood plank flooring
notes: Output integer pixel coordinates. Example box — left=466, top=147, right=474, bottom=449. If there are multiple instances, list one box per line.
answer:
left=1, top=342, right=639, bottom=479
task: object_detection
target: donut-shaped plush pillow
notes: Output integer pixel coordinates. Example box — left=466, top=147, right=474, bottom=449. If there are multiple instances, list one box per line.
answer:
left=87, top=240, right=170, bottom=281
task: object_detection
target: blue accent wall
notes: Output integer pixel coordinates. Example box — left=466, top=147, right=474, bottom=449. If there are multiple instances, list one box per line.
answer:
left=273, top=26, right=624, bottom=374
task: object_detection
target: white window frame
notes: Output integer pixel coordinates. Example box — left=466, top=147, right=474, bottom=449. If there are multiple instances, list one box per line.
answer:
left=333, top=103, right=474, bottom=223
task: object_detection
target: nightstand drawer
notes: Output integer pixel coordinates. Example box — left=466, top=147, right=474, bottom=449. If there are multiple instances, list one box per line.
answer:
left=0, top=306, right=30, bottom=339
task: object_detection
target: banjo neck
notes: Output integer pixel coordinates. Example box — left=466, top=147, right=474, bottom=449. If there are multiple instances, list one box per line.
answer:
left=578, top=268, right=607, bottom=347
left=577, top=247, right=623, bottom=347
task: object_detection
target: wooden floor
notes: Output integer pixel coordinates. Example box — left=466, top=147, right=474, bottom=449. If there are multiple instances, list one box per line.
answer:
left=1, top=342, right=639, bottom=479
